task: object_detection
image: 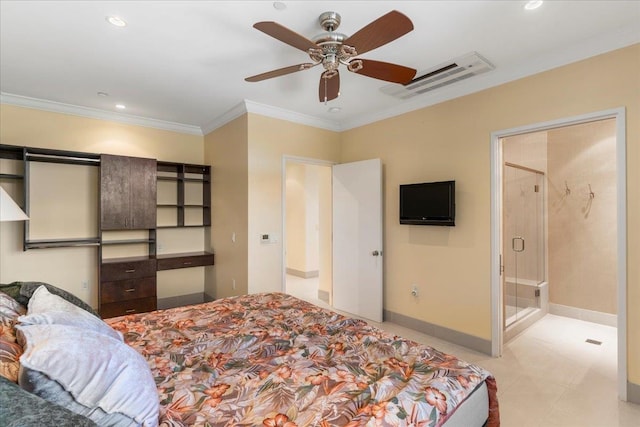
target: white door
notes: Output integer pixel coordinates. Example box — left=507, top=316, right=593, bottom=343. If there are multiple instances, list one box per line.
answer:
left=332, top=158, right=383, bottom=322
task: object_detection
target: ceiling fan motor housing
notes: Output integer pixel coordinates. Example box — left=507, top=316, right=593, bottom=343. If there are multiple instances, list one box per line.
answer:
left=318, top=11, right=341, bottom=31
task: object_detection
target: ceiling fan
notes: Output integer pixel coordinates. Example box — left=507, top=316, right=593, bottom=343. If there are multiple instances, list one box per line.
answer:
left=245, top=10, right=416, bottom=103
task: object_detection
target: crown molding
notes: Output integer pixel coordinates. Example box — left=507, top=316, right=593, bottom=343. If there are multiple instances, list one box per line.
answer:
left=338, top=24, right=640, bottom=131
left=0, top=93, right=203, bottom=136
left=201, top=99, right=341, bottom=135
left=244, top=100, right=341, bottom=132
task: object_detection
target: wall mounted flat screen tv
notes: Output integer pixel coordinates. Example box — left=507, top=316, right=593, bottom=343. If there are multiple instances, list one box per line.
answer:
left=399, top=180, right=455, bottom=226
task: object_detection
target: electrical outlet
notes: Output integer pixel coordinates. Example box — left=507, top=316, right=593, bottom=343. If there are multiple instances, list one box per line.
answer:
left=411, top=285, right=418, bottom=297
left=232, top=279, right=236, bottom=290
left=82, top=280, right=88, bottom=290
left=157, top=242, right=163, bottom=251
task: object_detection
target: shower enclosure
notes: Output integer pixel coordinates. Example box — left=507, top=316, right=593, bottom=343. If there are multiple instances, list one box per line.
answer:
left=503, top=162, right=547, bottom=337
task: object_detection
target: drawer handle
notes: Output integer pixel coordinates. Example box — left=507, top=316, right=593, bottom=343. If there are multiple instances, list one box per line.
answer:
left=183, top=261, right=192, bottom=265
left=125, top=309, right=136, bottom=313
left=125, top=269, right=136, bottom=273
left=125, top=288, right=136, bottom=292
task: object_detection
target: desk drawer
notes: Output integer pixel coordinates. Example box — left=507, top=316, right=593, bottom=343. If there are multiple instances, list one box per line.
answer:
left=101, top=259, right=156, bottom=281
left=101, top=277, right=156, bottom=304
left=157, top=253, right=214, bottom=271
left=100, top=297, right=157, bottom=318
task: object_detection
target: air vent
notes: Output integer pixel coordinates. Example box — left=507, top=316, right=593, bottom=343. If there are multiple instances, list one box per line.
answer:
left=380, top=52, right=494, bottom=99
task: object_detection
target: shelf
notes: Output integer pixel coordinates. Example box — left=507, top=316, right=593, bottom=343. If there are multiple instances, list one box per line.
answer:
left=157, top=224, right=210, bottom=229
left=157, top=176, right=206, bottom=183
left=101, top=255, right=156, bottom=264
left=157, top=204, right=209, bottom=208
left=0, top=173, right=23, bottom=180
left=24, top=238, right=100, bottom=250
left=101, top=238, right=156, bottom=245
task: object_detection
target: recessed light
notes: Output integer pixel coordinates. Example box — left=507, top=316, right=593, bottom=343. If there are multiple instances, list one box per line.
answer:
left=273, top=2, right=286, bottom=11
left=524, top=1, right=543, bottom=10
left=115, top=104, right=126, bottom=110
left=328, top=107, right=341, bottom=113
left=106, top=16, right=127, bottom=27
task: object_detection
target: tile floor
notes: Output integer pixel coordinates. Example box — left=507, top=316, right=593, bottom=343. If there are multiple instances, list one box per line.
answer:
left=285, top=275, right=640, bottom=427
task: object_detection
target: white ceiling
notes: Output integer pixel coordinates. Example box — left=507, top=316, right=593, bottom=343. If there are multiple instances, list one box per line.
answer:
left=1, top=1, right=638, bottom=134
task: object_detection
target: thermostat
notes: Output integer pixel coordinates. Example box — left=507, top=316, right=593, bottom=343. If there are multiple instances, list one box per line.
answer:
left=259, top=233, right=277, bottom=244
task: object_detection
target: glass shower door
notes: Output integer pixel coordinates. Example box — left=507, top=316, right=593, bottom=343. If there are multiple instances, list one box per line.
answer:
left=503, top=164, right=544, bottom=328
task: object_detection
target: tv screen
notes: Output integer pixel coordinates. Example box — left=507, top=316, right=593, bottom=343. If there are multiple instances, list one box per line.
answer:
left=399, top=180, right=455, bottom=226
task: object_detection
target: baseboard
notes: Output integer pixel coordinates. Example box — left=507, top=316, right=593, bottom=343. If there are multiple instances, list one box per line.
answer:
left=628, top=381, right=640, bottom=404
left=204, top=293, right=215, bottom=303
left=549, top=303, right=617, bottom=327
left=286, top=268, right=319, bottom=279
left=317, top=289, right=329, bottom=303
left=157, top=292, right=207, bottom=310
left=383, top=310, right=492, bottom=355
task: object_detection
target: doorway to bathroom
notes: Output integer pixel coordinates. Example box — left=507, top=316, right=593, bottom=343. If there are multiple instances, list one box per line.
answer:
left=490, top=108, right=627, bottom=400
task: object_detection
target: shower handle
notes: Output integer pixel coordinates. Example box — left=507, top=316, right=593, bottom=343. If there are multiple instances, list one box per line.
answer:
left=512, top=236, right=525, bottom=253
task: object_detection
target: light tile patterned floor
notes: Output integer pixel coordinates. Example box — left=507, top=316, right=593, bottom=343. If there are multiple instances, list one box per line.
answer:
left=286, top=276, right=640, bottom=427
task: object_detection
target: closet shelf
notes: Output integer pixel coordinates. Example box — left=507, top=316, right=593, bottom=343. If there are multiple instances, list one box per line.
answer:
left=0, top=173, right=23, bottom=179
left=24, top=238, right=101, bottom=250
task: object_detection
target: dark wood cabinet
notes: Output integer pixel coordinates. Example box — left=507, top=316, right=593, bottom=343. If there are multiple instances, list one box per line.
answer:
left=101, top=154, right=156, bottom=230
left=157, top=251, right=215, bottom=271
left=99, top=257, right=157, bottom=317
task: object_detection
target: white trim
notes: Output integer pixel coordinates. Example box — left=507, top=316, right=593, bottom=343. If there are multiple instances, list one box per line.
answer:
left=202, top=100, right=342, bottom=135
left=340, top=25, right=639, bottom=131
left=0, top=92, right=203, bottom=135
left=490, top=107, right=627, bottom=400
left=549, top=303, right=617, bottom=328
left=200, top=101, right=248, bottom=135
left=245, top=100, right=340, bottom=132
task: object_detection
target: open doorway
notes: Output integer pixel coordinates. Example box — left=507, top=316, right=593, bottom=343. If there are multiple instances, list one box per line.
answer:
left=282, top=157, right=333, bottom=307
left=491, top=108, right=627, bottom=400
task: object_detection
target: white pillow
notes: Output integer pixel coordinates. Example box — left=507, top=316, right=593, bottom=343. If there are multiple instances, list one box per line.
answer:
left=19, top=285, right=122, bottom=341
left=17, top=324, right=159, bottom=427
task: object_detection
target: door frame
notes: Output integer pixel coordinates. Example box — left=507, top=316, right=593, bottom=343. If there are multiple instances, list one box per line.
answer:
left=490, top=107, right=627, bottom=400
left=281, top=155, right=336, bottom=297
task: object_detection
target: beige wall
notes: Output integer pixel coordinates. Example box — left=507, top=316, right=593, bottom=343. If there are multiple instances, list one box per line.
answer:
left=203, top=115, right=249, bottom=299
left=340, top=44, right=640, bottom=383
left=547, top=119, right=617, bottom=314
left=285, top=162, right=322, bottom=276
left=246, top=113, right=341, bottom=294
left=285, top=162, right=308, bottom=273
left=0, top=105, right=206, bottom=307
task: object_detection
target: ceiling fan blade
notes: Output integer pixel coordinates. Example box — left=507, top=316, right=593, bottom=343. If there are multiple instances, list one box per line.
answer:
left=253, top=21, right=318, bottom=52
left=349, top=59, right=416, bottom=84
left=343, top=10, right=413, bottom=55
left=245, top=63, right=315, bottom=82
left=319, top=70, right=340, bottom=103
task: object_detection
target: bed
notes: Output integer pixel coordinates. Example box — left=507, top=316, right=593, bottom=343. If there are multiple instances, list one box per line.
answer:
left=1, top=283, right=499, bottom=426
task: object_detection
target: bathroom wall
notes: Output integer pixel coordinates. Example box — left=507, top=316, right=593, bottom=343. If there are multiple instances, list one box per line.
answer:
left=547, top=119, right=617, bottom=315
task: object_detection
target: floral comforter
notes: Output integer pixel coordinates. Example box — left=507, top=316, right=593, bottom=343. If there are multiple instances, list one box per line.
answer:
left=107, top=293, right=499, bottom=427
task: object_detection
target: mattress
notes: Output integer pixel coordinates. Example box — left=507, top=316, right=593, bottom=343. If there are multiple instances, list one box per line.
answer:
left=443, top=381, right=489, bottom=426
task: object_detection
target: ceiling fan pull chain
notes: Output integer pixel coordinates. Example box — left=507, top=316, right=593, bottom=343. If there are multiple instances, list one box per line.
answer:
left=324, top=77, right=328, bottom=105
